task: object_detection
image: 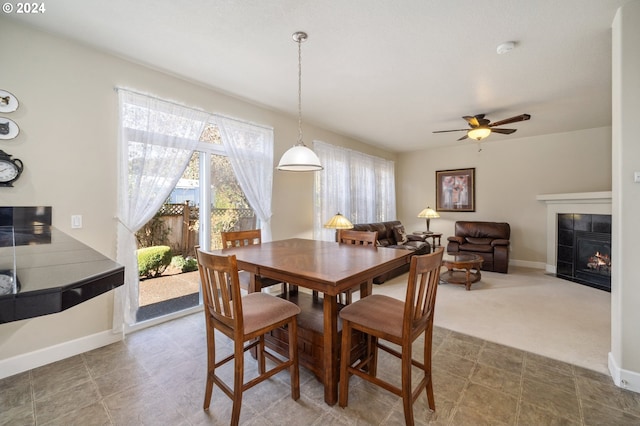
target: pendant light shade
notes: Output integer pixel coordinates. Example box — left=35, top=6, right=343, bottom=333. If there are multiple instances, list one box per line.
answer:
left=277, top=145, right=323, bottom=171
left=277, top=31, right=323, bottom=172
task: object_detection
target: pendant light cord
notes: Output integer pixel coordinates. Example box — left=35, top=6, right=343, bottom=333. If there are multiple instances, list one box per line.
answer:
left=297, top=35, right=304, bottom=145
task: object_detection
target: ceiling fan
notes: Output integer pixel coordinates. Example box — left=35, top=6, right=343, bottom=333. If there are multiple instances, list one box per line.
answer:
left=433, top=113, right=531, bottom=141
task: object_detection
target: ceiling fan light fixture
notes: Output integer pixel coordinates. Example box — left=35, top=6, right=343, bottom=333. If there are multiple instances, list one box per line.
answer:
left=467, top=127, right=491, bottom=140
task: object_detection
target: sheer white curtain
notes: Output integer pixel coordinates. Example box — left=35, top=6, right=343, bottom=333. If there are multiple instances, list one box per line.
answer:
left=212, top=114, right=274, bottom=241
left=114, top=89, right=211, bottom=332
left=313, top=140, right=396, bottom=241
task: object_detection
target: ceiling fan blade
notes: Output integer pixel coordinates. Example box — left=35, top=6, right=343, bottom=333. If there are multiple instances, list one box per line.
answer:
left=463, top=115, right=481, bottom=127
left=489, top=114, right=531, bottom=127
left=457, top=134, right=469, bottom=141
left=464, top=114, right=492, bottom=128
left=491, top=128, right=517, bottom=135
left=433, top=129, right=468, bottom=133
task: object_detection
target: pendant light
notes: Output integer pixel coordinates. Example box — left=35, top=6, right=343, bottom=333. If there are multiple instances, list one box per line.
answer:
left=277, top=31, right=323, bottom=172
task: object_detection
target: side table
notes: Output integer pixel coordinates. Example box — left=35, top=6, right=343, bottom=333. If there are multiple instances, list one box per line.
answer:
left=413, top=232, right=442, bottom=248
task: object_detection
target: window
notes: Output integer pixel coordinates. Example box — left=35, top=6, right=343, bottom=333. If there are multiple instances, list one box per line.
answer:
left=313, top=140, right=396, bottom=241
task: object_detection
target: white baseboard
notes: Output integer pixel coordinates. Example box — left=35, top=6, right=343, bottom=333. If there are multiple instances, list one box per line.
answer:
left=509, top=259, right=546, bottom=269
left=609, top=352, right=640, bottom=394
left=0, top=330, right=123, bottom=380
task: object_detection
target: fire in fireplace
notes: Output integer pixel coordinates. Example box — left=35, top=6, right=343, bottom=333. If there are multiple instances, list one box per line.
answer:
left=587, top=252, right=611, bottom=273
left=556, top=214, right=611, bottom=292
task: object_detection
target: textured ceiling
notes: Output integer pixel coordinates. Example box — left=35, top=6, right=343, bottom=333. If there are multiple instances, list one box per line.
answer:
left=4, top=0, right=630, bottom=151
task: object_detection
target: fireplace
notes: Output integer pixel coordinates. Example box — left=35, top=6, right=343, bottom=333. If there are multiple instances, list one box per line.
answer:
left=556, top=213, right=611, bottom=292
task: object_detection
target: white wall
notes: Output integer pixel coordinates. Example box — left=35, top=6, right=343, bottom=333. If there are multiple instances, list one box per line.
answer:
left=0, top=18, right=394, bottom=367
left=397, top=127, right=612, bottom=266
left=610, top=0, right=640, bottom=392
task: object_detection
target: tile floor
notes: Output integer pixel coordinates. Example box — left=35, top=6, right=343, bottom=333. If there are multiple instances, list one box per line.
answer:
left=2, top=311, right=640, bottom=425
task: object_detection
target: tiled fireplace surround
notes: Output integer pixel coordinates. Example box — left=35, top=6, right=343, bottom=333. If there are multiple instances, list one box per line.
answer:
left=537, top=191, right=612, bottom=275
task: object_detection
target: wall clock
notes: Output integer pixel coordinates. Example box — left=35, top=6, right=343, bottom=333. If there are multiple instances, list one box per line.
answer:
left=0, top=117, right=20, bottom=140
left=0, top=150, right=24, bottom=187
left=0, top=90, right=19, bottom=113
left=0, top=271, right=16, bottom=295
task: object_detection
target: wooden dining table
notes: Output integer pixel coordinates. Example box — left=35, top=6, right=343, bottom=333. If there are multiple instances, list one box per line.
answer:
left=214, top=238, right=412, bottom=405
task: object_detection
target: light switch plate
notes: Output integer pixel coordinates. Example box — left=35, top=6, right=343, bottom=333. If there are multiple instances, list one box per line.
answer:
left=71, top=215, right=82, bottom=229
left=635, top=172, right=640, bottom=183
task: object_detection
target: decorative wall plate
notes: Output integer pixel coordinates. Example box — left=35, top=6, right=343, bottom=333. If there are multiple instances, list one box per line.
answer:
left=0, top=118, right=20, bottom=140
left=0, top=90, right=19, bottom=113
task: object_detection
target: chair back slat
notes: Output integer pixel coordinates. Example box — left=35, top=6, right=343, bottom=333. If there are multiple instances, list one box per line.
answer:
left=196, top=248, right=243, bottom=330
left=339, top=230, right=378, bottom=246
left=221, top=229, right=262, bottom=248
left=405, top=248, right=444, bottom=333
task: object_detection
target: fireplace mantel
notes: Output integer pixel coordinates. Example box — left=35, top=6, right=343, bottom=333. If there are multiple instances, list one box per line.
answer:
left=537, top=191, right=612, bottom=274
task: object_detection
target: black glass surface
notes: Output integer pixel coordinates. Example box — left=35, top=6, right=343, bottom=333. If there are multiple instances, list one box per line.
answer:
left=0, top=223, right=124, bottom=323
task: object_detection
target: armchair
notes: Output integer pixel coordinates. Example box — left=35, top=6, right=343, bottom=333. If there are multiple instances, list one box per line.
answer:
left=447, top=221, right=511, bottom=273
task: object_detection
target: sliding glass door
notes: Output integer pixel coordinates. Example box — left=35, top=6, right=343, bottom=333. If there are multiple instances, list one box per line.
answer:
left=135, top=124, right=256, bottom=322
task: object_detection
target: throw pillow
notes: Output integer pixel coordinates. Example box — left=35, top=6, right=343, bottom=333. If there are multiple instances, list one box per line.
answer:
left=392, top=224, right=408, bottom=244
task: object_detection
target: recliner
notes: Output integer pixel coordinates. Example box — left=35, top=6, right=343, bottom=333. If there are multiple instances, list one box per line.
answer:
left=446, top=221, right=511, bottom=273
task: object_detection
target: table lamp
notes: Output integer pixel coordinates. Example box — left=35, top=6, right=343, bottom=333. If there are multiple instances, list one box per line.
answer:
left=417, top=206, right=439, bottom=233
left=324, top=212, right=354, bottom=241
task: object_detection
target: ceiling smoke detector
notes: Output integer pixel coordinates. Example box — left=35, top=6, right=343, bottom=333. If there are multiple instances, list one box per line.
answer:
left=496, top=41, right=516, bottom=55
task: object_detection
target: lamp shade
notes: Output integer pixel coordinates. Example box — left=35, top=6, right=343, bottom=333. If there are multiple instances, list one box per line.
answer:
left=277, top=145, right=323, bottom=171
left=417, top=206, right=439, bottom=233
left=417, top=207, right=440, bottom=219
left=323, top=212, right=354, bottom=229
left=467, top=127, right=492, bottom=141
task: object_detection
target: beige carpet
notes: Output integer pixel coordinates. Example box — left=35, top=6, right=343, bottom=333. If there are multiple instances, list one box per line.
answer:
left=374, top=265, right=611, bottom=375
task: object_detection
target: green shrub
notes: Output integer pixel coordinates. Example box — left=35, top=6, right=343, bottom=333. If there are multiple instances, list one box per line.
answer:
left=137, top=245, right=172, bottom=278
left=171, top=255, right=198, bottom=273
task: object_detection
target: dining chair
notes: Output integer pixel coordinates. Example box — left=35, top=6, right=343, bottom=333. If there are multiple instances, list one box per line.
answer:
left=338, top=229, right=378, bottom=246
left=338, top=247, right=444, bottom=426
left=314, top=230, right=379, bottom=304
left=220, top=229, right=294, bottom=294
left=195, top=248, right=301, bottom=426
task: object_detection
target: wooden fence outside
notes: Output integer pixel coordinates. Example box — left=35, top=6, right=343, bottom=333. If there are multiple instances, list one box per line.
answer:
left=155, top=202, right=256, bottom=256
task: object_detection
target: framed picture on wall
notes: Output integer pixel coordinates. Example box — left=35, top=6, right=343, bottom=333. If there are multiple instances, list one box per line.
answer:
left=435, top=168, right=475, bottom=212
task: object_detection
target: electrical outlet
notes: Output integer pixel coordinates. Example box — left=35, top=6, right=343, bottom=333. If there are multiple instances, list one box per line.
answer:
left=71, top=215, right=82, bottom=229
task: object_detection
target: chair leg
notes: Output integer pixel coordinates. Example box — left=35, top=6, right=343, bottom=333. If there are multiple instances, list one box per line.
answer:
left=369, top=336, right=379, bottom=377
left=231, top=339, right=244, bottom=426
left=257, top=335, right=266, bottom=374
left=338, top=319, right=353, bottom=407
left=424, top=329, right=436, bottom=410
left=203, top=325, right=215, bottom=410
left=288, top=318, right=300, bottom=400
left=401, top=343, right=414, bottom=426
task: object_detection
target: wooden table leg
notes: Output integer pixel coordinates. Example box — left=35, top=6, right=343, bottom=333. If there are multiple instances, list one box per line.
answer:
left=249, top=272, right=262, bottom=293
left=323, top=294, right=339, bottom=405
left=360, top=279, right=373, bottom=298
